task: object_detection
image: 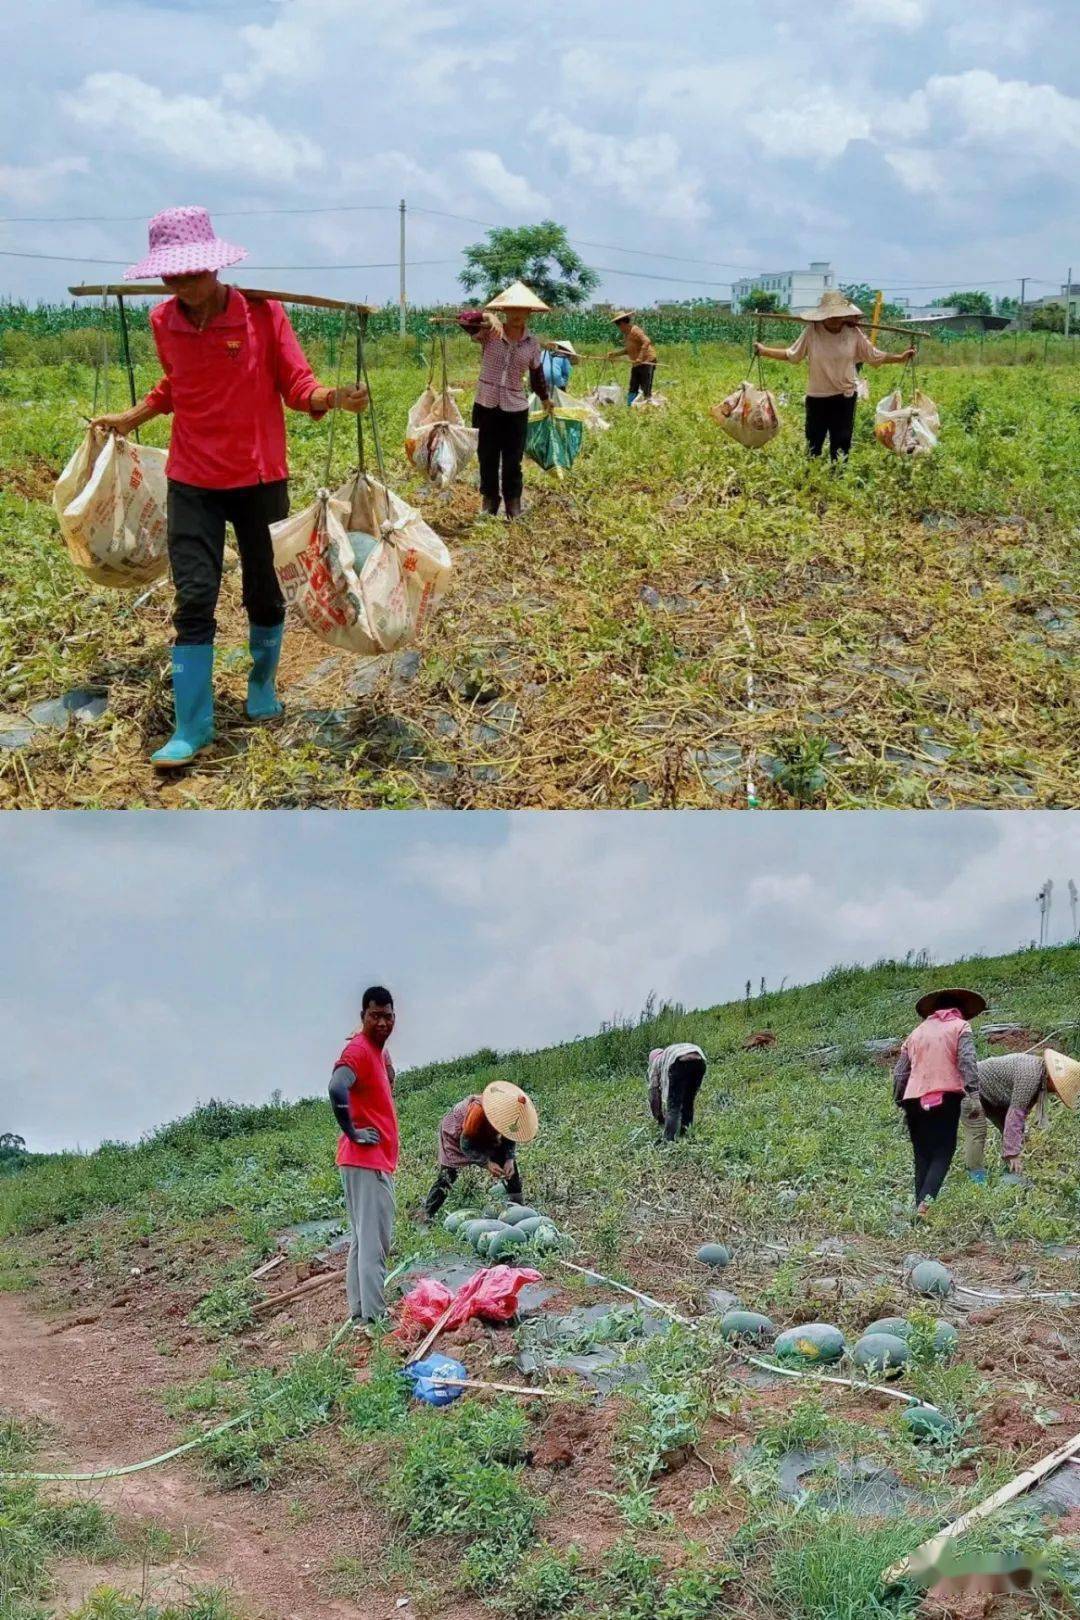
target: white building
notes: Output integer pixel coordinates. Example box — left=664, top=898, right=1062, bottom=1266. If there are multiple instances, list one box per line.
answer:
left=731, top=261, right=835, bottom=313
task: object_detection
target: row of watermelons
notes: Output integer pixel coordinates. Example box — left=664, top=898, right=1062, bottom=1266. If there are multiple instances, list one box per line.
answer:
left=443, top=1201, right=567, bottom=1261
left=716, top=1309, right=960, bottom=1440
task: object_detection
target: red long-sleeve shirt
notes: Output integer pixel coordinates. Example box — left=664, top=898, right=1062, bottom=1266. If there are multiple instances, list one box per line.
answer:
left=145, top=288, right=327, bottom=489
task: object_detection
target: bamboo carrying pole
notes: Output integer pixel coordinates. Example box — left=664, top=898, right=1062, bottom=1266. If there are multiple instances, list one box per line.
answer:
left=68, top=283, right=378, bottom=314
left=884, top=1427, right=1080, bottom=1584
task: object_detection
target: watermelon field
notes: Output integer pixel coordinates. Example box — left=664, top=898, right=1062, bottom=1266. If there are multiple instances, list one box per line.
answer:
left=2, top=943, right=1080, bottom=1619
left=1, top=320, right=1078, bottom=810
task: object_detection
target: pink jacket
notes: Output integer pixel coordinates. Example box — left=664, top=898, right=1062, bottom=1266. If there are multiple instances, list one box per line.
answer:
left=901, top=1016, right=970, bottom=1101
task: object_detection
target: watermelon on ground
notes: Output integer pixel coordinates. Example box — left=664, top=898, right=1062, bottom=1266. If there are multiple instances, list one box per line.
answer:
left=774, top=1323, right=846, bottom=1364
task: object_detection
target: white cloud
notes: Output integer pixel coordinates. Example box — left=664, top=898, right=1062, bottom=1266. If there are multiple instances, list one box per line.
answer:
left=460, top=150, right=549, bottom=214
left=224, top=0, right=460, bottom=98
left=847, top=0, right=928, bottom=25
left=539, top=115, right=708, bottom=225
left=917, top=70, right=1080, bottom=164
left=63, top=72, right=323, bottom=184
left=0, top=157, right=89, bottom=205
left=885, top=146, right=944, bottom=195
left=748, top=93, right=872, bottom=163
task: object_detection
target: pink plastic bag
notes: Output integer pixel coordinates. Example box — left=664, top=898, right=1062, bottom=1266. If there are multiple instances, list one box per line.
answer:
left=396, top=1265, right=542, bottom=1340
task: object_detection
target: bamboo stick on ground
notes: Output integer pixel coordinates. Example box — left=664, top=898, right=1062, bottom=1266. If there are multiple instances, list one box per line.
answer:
left=250, top=1271, right=339, bottom=1315
left=884, top=1427, right=1080, bottom=1583
left=429, top=1377, right=561, bottom=1399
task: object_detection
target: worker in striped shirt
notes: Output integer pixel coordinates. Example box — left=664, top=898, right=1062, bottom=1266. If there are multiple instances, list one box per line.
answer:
left=459, top=280, right=553, bottom=520
left=962, top=1047, right=1080, bottom=1181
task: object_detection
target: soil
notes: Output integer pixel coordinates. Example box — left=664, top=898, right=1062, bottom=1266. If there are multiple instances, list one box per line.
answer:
left=0, top=1293, right=392, bottom=1620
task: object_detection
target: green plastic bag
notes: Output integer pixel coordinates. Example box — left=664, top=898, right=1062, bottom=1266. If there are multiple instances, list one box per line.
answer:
left=526, top=412, right=583, bottom=474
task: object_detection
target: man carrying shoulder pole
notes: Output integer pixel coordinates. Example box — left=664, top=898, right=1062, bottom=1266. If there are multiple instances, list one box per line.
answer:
left=328, top=986, right=398, bottom=1325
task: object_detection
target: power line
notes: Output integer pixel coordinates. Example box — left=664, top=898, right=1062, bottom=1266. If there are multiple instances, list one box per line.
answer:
left=0, top=250, right=455, bottom=270
left=0, top=202, right=1068, bottom=289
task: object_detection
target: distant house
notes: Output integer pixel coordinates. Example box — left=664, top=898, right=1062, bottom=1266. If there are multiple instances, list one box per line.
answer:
left=731, top=262, right=834, bottom=313
left=1029, top=283, right=1080, bottom=322
left=894, top=302, right=1010, bottom=334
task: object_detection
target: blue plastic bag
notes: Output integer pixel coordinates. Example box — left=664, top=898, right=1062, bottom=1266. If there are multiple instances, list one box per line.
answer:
left=402, top=1354, right=468, bottom=1406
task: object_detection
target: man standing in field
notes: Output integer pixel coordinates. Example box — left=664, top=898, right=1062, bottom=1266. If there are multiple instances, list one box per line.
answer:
left=328, top=987, right=398, bottom=1325
left=91, top=206, right=369, bottom=768
left=607, top=311, right=657, bottom=404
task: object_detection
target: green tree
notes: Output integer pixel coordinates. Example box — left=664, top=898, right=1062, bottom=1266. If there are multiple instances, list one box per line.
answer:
left=995, top=296, right=1018, bottom=318
left=933, top=290, right=992, bottom=314
left=1031, top=302, right=1066, bottom=332
left=840, top=284, right=904, bottom=320
left=0, top=1131, right=28, bottom=1174
left=458, top=222, right=600, bottom=309
left=741, top=288, right=782, bottom=313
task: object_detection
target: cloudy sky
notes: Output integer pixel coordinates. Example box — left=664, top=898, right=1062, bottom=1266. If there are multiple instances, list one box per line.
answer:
left=0, top=812, right=1076, bottom=1153
left=0, top=0, right=1076, bottom=308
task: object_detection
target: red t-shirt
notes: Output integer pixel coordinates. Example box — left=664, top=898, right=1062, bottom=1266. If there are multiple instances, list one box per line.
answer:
left=144, top=289, right=326, bottom=489
left=334, top=1031, right=399, bottom=1173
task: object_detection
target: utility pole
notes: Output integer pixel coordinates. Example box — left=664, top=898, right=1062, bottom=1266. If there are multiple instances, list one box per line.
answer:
left=1069, top=879, right=1077, bottom=940
left=1066, top=266, right=1073, bottom=341
left=1019, top=276, right=1027, bottom=330
left=399, top=199, right=407, bottom=338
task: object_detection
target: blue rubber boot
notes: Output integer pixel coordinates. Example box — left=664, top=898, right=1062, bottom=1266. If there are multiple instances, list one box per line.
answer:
left=627, top=391, right=638, bottom=406
left=151, top=645, right=215, bottom=769
left=968, top=1169, right=987, bottom=1185
left=247, top=623, right=284, bottom=720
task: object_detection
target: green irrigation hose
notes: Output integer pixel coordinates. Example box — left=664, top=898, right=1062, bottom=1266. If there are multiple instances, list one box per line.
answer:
left=1, top=1253, right=419, bottom=1484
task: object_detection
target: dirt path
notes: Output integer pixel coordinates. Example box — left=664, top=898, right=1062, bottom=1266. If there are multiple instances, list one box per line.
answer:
left=0, top=1294, right=386, bottom=1619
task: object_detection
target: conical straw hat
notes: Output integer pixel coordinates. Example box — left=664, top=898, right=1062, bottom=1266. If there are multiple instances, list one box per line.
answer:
left=915, top=987, right=987, bottom=1021
left=798, top=289, right=863, bottom=322
left=1045, top=1049, right=1080, bottom=1109
left=481, top=1080, right=539, bottom=1143
left=486, top=280, right=550, bottom=313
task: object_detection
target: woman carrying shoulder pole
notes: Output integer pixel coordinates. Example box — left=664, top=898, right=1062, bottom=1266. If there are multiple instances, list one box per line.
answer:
left=754, top=290, right=914, bottom=460
left=459, top=281, right=553, bottom=521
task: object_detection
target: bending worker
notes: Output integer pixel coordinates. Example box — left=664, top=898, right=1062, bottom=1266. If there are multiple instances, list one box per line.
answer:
left=754, top=290, right=913, bottom=459
left=459, top=281, right=553, bottom=520
left=963, top=1046, right=1080, bottom=1182
left=540, top=339, right=579, bottom=392
left=607, top=310, right=657, bottom=404
left=893, top=987, right=986, bottom=1217
left=649, top=1042, right=707, bottom=1141
left=328, top=986, right=398, bottom=1325
left=91, top=206, right=368, bottom=768
left=422, top=1080, right=539, bottom=1219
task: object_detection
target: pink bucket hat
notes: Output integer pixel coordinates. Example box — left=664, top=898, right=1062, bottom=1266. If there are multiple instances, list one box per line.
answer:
left=125, top=206, right=247, bottom=281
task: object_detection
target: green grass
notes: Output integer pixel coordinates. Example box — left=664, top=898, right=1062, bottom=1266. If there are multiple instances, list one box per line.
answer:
left=1, top=335, right=1077, bottom=807
left=0, top=1417, right=229, bottom=1620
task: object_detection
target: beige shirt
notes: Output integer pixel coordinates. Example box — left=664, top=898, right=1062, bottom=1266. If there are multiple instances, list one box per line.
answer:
left=786, top=323, right=887, bottom=398
left=623, top=324, right=657, bottom=364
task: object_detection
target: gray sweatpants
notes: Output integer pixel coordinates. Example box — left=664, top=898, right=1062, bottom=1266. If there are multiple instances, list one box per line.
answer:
left=340, top=1167, right=395, bottom=1322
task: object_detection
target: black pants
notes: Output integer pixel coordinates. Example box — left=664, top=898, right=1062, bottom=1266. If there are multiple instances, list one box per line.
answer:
left=472, top=404, right=529, bottom=505
left=904, top=1093, right=961, bottom=1205
left=167, top=479, right=289, bottom=646
left=804, top=393, right=857, bottom=459
left=650, top=1055, right=706, bottom=1141
left=629, top=363, right=655, bottom=400
left=423, top=1145, right=523, bottom=1217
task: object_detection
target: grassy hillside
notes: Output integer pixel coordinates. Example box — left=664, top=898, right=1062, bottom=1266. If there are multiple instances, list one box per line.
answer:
left=3, top=943, right=1080, bottom=1620
left=4, top=941, right=1078, bottom=1258
left=2, top=341, right=1078, bottom=809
